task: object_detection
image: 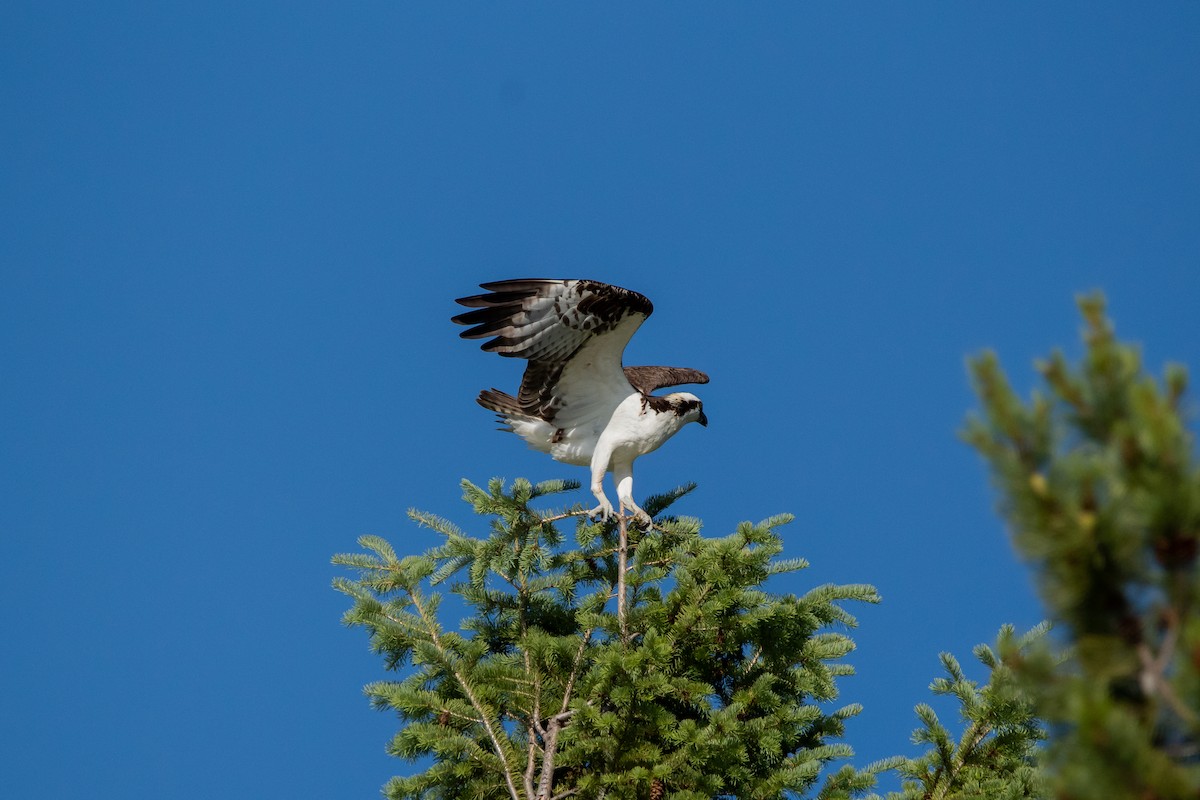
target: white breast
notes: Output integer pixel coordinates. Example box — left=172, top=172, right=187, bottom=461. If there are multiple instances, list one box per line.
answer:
left=603, top=394, right=687, bottom=460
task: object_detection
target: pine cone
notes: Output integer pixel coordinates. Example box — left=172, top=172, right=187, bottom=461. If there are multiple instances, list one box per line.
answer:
left=649, top=778, right=665, bottom=800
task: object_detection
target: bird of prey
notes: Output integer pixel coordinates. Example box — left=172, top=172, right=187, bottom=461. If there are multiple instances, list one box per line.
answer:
left=453, top=279, right=708, bottom=522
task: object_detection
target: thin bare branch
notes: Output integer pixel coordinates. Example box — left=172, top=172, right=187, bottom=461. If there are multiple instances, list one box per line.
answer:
left=539, top=509, right=591, bottom=524
left=618, top=513, right=629, bottom=641
left=408, top=588, right=524, bottom=800
left=561, top=629, right=592, bottom=716
left=1138, top=609, right=1198, bottom=726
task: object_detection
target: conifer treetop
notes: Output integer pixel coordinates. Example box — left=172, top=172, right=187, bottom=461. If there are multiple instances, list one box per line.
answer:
left=335, top=477, right=883, bottom=800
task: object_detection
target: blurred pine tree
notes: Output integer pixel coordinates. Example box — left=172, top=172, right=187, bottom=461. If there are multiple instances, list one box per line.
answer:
left=963, top=294, right=1200, bottom=799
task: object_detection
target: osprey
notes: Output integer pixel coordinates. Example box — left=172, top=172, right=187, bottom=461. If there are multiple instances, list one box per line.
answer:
left=453, top=279, right=708, bottom=522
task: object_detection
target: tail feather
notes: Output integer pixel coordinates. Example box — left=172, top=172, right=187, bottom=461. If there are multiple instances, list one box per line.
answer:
left=476, top=388, right=559, bottom=456
left=477, top=388, right=524, bottom=418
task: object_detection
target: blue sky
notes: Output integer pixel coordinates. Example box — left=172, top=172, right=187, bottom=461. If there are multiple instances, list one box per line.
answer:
left=2, top=3, right=1198, bottom=797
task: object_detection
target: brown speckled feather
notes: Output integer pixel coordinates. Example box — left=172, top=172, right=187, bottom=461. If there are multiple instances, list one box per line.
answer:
left=454, top=279, right=654, bottom=422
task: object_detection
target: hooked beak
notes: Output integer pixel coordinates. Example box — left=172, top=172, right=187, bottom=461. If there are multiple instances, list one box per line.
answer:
left=698, top=410, right=708, bottom=427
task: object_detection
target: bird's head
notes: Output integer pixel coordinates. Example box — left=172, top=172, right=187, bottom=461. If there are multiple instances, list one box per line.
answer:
left=668, top=392, right=708, bottom=427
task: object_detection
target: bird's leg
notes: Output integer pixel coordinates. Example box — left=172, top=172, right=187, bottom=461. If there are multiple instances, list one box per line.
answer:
left=589, top=488, right=615, bottom=520
left=613, top=461, right=650, bottom=527
left=588, top=444, right=615, bottom=520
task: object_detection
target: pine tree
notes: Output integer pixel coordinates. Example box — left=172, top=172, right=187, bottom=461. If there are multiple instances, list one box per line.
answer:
left=334, top=478, right=885, bottom=799
left=962, top=294, right=1200, bottom=799
left=886, top=624, right=1047, bottom=800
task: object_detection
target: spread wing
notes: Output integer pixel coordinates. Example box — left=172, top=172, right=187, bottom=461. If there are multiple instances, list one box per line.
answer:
left=622, top=366, right=709, bottom=395
left=453, top=279, right=653, bottom=426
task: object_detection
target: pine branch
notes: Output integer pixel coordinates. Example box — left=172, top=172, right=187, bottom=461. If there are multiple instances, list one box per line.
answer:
left=524, top=604, right=540, bottom=800
left=890, top=625, right=1046, bottom=800
left=561, top=629, right=592, bottom=716
left=927, top=719, right=992, bottom=800
left=407, top=583, right=523, bottom=800
left=535, top=709, right=575, bottom=800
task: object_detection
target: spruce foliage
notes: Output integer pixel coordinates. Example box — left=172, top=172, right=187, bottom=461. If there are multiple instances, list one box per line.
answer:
left=886, top=624, right=1047, bottom=800
left=334, top=478, right=882, bottom=799
left=963, top=294, right=1200, bottom=799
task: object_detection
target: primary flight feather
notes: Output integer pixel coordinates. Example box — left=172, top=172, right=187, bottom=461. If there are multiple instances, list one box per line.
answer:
left=453, top=279, right=708, bottom=522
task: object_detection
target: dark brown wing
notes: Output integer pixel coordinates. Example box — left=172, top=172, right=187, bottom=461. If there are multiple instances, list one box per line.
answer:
left=623, top=365, right=710, bottom=395
left=453, top=279, right=652, bottom=423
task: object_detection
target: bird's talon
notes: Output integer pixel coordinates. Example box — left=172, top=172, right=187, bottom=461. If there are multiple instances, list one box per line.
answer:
left=618, top=501, right=652, bottom=529
left=588, top=502, right=614, bottom=521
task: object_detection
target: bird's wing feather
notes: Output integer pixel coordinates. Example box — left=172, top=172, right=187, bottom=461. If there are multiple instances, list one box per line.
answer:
left=454, top=279, right=652, bottom=425
left=622, top=366, right=710, bottom=395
